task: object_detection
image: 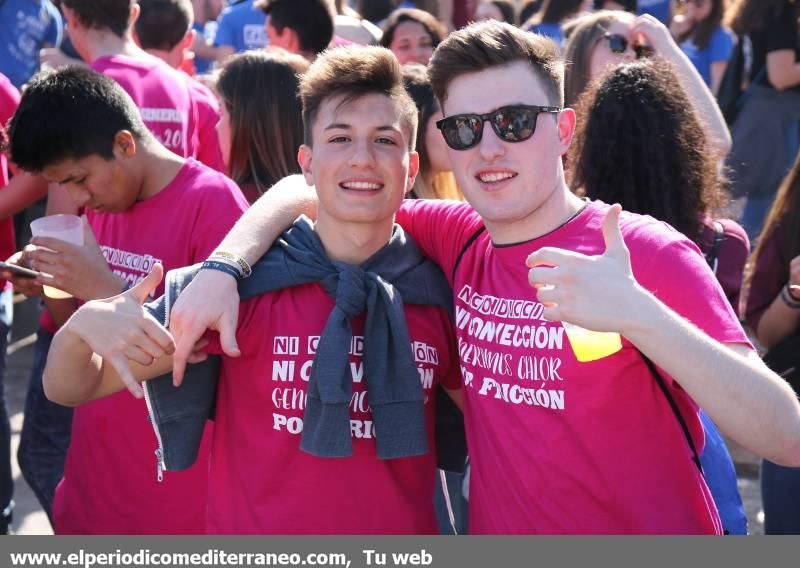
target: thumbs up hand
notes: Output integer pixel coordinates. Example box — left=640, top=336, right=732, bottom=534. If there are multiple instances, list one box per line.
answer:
left=525, top=205, right=642, bottom=333
left=69, top=264, right=175, bottom=398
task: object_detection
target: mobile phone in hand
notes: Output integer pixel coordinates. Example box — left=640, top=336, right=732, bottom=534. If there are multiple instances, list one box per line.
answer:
left=0, top=261, right=43, bottom=279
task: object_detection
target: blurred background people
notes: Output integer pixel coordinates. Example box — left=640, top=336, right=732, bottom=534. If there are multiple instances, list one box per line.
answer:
left=473, top=0, right=516, bottom=25
left=724, top=0, right=800, bottom=241
left=402, top=64, right=462, bottom=200
left=638, top=0, right=671, bottom=24
left=209, top=0, right=267, bottom=63
left=563, top=10, right=731, bottom=159
left=672, top=0, right=734, bottom=93
left=524, top=0, right=592, bottom=46
left=518, top=0, right=544, bottom=26
left=594, top=0, right=637, bottom=12
left=0, top=0, right=63, bottom=88
left=214, top=50, right=307, bottom=202
left=257, top=0, right=335, bottom=60
left=380, top=8, right=446, bottom=65
left=743, top=152, right=800, bottom=534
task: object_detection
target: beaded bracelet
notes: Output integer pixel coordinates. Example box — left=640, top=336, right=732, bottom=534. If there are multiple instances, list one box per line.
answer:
left=780, top=285, right=800, bottom=310
left=201, top=259, right=242, bottom=280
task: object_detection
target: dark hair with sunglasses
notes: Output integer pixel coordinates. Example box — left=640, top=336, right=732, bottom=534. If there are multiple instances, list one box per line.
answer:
left=569, top=58, right=727, bottom=246
left=563, top=10, right=635, bottom=106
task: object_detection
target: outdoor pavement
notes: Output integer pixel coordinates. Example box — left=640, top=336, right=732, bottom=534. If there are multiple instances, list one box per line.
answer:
left=3, top=294, right=768, bottom=535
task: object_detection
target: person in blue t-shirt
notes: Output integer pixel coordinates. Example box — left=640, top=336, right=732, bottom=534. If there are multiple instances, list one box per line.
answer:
left=523, top=0, right=591, bottom=47
left=0, top=0, right=63, bottom=88
left=638, top=0, right=671, bottom=24
left=190, top=0, right=224, bottom=74
left=213, top=0, right=267, bottom=60
left=673, top=0, right=733, bottom=93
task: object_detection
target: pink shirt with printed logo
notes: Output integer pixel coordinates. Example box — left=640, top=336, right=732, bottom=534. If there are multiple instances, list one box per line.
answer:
left=204, top=283, right=461, bottom=534
left=52, top=159, right=248, bottom=534
left=92, top=55, right=223, bottom=171
left=396, top=199, right=749, bottom=534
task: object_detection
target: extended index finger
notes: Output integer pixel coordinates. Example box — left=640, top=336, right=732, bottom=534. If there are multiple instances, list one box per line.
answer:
left=171, top=324, right=205, bottom=387
left=108, top=354, right=144, bottom=399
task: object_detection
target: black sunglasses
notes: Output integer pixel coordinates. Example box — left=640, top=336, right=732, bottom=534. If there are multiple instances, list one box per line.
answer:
left=435, top=104, right=561, bottom=150
left=600, top=33, right=653, bottom=58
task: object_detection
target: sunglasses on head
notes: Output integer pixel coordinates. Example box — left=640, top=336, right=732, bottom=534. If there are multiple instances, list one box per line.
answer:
left=600, top=33, right=653, bottom=58
left=435, top=104, right=561, bottom=151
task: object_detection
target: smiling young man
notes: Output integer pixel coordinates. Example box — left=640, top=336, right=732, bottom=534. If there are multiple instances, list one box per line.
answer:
left=7, top=66, right=248, bottom=534
left=161, top=21, right=800, bottom=534
left=44, top=47, right=461, bottom=534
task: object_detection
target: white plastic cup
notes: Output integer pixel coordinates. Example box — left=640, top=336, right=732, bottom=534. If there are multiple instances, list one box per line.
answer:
left=30, top=214, right=84, bottom=299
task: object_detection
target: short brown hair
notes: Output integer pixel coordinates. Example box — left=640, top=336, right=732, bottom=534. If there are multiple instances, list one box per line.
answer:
left=299, top=46, right=418, bottom=149
left=429, top=20, right=564, bottom=107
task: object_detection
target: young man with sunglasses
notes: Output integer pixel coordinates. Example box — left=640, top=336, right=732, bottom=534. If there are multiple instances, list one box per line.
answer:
left=126, top=22, right=800, bottom=533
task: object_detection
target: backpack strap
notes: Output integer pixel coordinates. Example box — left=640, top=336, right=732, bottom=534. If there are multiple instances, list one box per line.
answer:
left=641, top=355, right=704, bottom=475
left=451, top=225, right=487, bottom=281
left=707, top=221, right=725, bottom=274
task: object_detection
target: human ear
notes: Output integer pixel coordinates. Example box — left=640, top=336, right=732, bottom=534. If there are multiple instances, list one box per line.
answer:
left=113, top=131, right=137, bottom=159
left=298, top=145, right=314, bottom=186
left=556, top=108, right=576, bottom=154
left=405, top=151, right=420, bottom=194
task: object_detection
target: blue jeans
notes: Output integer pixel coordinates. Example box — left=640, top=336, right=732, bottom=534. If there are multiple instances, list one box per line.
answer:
left=761, top=459, right=800, bottom=534
left=17, top=329, right=73, bottom=525
left=0, top=290, right=13, bottom=532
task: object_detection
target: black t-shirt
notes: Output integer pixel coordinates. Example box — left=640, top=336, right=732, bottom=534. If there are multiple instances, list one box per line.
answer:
left=748, top=2, right=800, bottom=89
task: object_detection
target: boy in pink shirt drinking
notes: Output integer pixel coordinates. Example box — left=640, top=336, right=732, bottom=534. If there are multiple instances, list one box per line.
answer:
left=6, top=66, right=247, bottom=533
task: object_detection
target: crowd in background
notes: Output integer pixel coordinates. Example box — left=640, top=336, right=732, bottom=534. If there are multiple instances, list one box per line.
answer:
left=0, top=0, right=799, bottom=536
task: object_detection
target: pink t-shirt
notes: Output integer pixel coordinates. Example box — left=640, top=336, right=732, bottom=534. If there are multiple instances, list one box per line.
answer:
left=0, top=73, right=20, bottom=284
left=184, top=74, right=225, bottom=173
left=52, top=159, right=248, bottom=534
left=396, top=199, right=749, bottom=535
left=92, top=55, right=223, bottom=171
left=204, top=283, right=461, bottom=534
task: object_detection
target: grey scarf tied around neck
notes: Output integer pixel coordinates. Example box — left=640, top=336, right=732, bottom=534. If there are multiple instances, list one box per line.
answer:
left=241, top=216, right=453, bottom=459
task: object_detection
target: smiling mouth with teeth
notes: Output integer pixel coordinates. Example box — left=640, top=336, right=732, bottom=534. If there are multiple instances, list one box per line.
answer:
left=339, top=181, right=384, bottom=191
left=477, top=172, right=517, bottom=183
